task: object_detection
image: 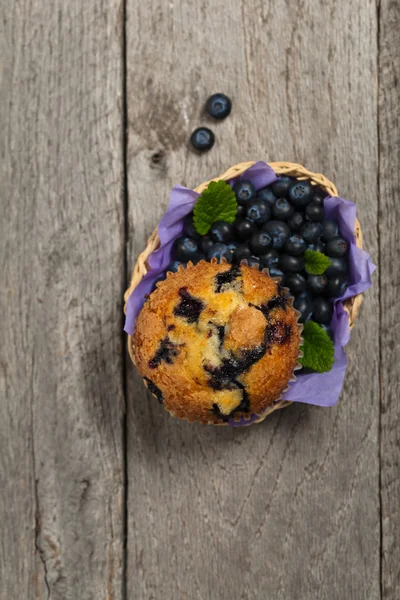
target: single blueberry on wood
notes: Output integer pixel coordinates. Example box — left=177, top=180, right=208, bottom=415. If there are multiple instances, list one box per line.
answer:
left=190, top=127, right=215, bottom=151
left=205, top=93, right=232, bottom=119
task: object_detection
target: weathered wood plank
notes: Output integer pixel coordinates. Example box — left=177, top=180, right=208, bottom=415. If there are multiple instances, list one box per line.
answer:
left=379, top=1, right=400, bottom=597
left=0, top=2, right=125, bottom=599
left=125, top=1, right=380, bottom=598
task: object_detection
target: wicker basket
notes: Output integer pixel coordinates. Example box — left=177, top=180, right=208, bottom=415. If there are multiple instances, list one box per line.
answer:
left=124, top=162, right=363, bottom=424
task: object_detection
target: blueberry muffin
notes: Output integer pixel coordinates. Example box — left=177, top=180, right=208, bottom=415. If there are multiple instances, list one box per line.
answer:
left=133, top=261, right=302, bottom=424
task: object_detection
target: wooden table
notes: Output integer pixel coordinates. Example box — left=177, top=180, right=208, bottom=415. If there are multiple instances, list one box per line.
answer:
left=1, top=1, right=399, bottom=598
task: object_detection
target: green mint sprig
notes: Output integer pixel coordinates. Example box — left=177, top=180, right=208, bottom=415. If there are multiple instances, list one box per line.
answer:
left=299, top=320, right=334, bottom=373
left=193, top=180, right=237, bottom=235
left=304, top=250, right=332, bottom=275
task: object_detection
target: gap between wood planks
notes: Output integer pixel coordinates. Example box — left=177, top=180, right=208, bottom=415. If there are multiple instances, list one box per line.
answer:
left=122, top=0, right=129, bottom=599
left=376, top=0, right=383, bottom=598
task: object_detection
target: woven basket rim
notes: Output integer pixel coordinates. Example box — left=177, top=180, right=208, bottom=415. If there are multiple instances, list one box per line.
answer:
left=124, top=161, right=364, bottom=424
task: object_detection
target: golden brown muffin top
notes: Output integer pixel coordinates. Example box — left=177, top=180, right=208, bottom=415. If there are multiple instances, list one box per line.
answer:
left=133, top=261, right=301, bottom=424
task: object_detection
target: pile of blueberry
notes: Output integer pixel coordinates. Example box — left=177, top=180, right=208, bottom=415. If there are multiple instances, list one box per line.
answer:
left=162, top=176, right=350, bottom=328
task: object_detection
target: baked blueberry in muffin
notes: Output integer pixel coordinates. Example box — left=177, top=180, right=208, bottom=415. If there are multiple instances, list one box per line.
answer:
left=133, top=261, right=302, bottom=424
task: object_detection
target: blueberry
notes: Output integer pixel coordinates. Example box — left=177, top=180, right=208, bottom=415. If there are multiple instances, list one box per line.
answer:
left=234, top=180, right=256, bottom=205
left=262, top=220, right=291, bottom=250
left=325, top=236, right=348, bottom=258
left=257, top=186, right=277, bottom=206
left=293, top=292, right=313, bottom=323
left=307, top=241, right=326, bottom=253
left=300, top=222, right=323, bottom=244
left=234, top=243, right=252, bottom=262
left=288, top=181, right=314, bottom=208
left=307, top=274, right=328, bottom=295
left=285, top=234, right=307, bottom=256
left=271, top=176, right=293, bottom=198
left=250, top=231, right=273, bottom=255
left=235, top=218, right=257, bottom=240
left=326, top=257, right=349, bottom=277
left=227, top=241, right=238, bottom=257
left=236, top=204, right=246, bottom=218
left=279, top=254, right=305, bottom=273
left=268, top=267, right=284, bottom=278
left=210, top=220, right=234, bottom=243
left=182, top=213, right=200, bottom=240
left=321, top=219, right=339, bottom=242
left=313, top=188, right=327, bottom=205
left=282, top=273, right=306, bottom=295
left=205, top=93, right=232, bottom=119
left=247, top=256, right=261, bottom=268
left=305, top=201, right=325, bottom=222
left=260, top=249, right=280, bottom=268
left=288, top=212, right=305, bottom=232
left=326, top=276, right=348, bottom=298
left=192, top=253, right=206, bottom=265
left=272, top=198, right=294, bottom=221
left=174, top=236, right=199, bottom=261
left=246, top=199, right=271, bottom=225
left=207, top=243, right=233, bottom=263
left=151, top=273, right=166, bottom=292
left=190, top=127, right=215, bottom=152
left=313, top=297, right=333, bottom=325
left=167, top=260, right=184, bottom=273
left=200, top=235, right=214, bottom=255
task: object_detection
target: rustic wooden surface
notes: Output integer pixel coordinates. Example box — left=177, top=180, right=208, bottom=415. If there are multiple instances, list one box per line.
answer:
left=0, top=0, right=398, bottom=599
left=0, top=2, right=125, bottom=599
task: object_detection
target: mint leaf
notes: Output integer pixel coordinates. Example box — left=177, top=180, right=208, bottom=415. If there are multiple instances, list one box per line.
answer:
left=193, top=180, right=237, bottom=235
left=304, top=250, right=332, bottom=275
left=299, top=321, right=334, bottom=373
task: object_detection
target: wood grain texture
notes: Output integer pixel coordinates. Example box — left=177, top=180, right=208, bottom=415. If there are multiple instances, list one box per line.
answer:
left=379, top=0, right=400, bottom=597
left=0, top=2, right=125, bottom=599
left=125, top=1, right=380, bottom=599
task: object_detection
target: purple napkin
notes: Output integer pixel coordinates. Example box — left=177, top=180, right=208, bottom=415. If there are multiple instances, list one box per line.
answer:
left=124, top=162, right=375, bottom=416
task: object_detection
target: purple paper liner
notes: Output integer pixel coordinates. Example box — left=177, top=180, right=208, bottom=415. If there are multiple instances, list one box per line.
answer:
left=124, top=162, right=376, bottom=418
